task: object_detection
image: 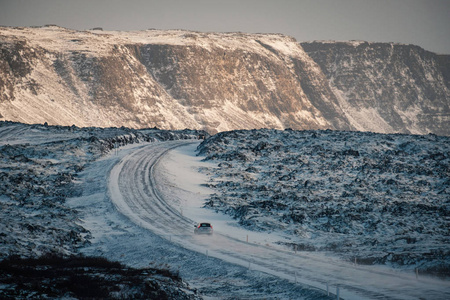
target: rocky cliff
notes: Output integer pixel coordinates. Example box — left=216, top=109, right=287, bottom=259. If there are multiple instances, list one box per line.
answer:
left=0, top=26, right=448, bottom=134
left=302, top=41, right=450, bottom=136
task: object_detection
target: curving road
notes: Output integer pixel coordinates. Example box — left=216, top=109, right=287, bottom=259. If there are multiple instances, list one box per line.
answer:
left=108, top=140, right=450, bottom=300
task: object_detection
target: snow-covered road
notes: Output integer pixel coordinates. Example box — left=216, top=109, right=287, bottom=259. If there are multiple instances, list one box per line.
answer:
left=107, top=141, right=449, bottom=299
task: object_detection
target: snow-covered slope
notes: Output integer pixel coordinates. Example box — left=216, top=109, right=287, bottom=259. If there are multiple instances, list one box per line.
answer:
left=1, top=26, right=448, bottom=135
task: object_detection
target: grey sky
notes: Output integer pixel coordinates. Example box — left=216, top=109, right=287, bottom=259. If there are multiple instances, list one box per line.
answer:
left=1, top=0, right=449, bottom=54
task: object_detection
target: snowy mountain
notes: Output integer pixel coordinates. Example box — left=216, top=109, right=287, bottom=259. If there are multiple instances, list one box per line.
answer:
left=1, top=26, right=448, bottom=135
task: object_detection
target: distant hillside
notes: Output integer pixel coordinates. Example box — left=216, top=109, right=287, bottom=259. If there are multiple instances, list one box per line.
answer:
left=0, top=26, right=448, bottom=135
left=302, top=41, right=450, bottom=136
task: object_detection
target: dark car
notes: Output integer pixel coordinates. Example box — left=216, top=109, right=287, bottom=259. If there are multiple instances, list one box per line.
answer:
left=194, top=222, right=213, bottom=235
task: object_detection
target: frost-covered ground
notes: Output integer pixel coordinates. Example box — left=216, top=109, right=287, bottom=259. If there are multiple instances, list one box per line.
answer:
left=197, top=129, right=450, bottom=276
left=104, top=134, right=448, bottom=299
left=1, top=122, right=449, bottom=299
left=0, top=122, right=332, bottom=299
left=0, top=121, right=203, bottom=259
left=0, top=121, right=205, bottom=298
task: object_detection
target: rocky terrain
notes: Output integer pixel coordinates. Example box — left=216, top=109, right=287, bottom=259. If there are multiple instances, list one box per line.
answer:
left=1, top=121, right=448, bottom=298
left=0, top=122, right=205, bottom=298
left=0, top=121, right=206, bottom=259
left=0, top=255, right=200, bottom=299
left=1, top=26, right=449, bottom=135
left=197, top=129, right=450, bottom=276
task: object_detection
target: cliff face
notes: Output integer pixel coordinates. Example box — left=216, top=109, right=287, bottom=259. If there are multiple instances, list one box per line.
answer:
left=137, top=37, right=351, bottom=132
left=302, top=41, right=450, bottom=135
left=0, top=26, right=448, bottom=135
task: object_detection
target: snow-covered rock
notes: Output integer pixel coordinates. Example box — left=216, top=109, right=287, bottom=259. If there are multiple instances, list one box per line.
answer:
left=197, top=129, right=450, bottom=276
left=0, top=121, right=206, bottom=259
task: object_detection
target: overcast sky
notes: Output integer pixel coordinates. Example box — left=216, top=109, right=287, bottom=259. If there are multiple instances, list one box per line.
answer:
left=1, top=0, right=449, bottom=54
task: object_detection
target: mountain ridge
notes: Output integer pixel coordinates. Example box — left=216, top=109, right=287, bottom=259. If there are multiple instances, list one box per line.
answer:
left=0, top=26, right=448, bottom=135
left=302, top=41, right=450, bottom=136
